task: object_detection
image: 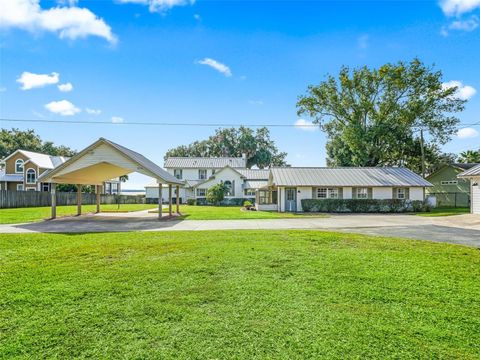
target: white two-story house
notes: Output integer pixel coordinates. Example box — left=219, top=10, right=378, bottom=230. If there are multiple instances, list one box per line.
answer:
left=145, top=155, right=270, bottom=204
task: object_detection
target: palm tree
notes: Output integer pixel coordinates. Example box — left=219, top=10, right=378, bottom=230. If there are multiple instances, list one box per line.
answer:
left=458, top=150, right=480, bottom=163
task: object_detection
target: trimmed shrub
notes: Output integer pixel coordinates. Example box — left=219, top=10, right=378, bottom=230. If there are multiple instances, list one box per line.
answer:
left=186, top=199, right=196, bottom=206
left=243, top=200, right=253, bottom=209
left=301, top=199, right=431, bottom=213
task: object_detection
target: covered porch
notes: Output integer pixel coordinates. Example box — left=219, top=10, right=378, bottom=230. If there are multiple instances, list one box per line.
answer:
left=38, top=138, right=184, bottom=220
left=255, top=186, right=279, bottom=212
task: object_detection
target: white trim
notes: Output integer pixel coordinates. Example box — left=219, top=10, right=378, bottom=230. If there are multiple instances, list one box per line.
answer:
left=16, top=184, right=24, bottom=191
left=15, top=159, right=24, bottom=173
left=26, top=168, right=37, bottom=184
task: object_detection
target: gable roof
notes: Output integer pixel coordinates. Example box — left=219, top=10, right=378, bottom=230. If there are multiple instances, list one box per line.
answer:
left=426, top=163, right=480, bottom=179
left=269, top=167, right=432, bottom=187
left=2, top=149, right=69, bottom=170
left=164, top=157, right=247, bottom=169
left=452, top=163, right=480, bottom=170
left=458, top=164, right=480, bottom=178
left=236, top=169, right=270, bottom=180
left=39, top=138, right=183, bottom=185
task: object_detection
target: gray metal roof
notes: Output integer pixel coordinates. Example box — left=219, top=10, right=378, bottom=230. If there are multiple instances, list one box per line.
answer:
left=164, top=157, right=246, bottom=169
left=244, top=180, right=269, bottom=189
left=0, top=171, right=23, bottom=182
left=452, top=163, right=479, bottom=170
left=236, top=169, right=270, bottom=180
left=270, top=167, right=432, bottom=187
left=458, top=164, right=480, bottom=177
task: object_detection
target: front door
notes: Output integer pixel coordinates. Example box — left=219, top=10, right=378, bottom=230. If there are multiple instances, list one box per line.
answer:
left=285, top=187, right=297, bottom=212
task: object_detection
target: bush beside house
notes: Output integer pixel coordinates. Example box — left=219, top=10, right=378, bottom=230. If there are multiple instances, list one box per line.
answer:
left=301, top=199, right=430, bottom=213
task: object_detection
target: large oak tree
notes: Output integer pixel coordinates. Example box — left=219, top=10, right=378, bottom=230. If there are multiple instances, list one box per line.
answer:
left=296, top=59, right=465, bottom=175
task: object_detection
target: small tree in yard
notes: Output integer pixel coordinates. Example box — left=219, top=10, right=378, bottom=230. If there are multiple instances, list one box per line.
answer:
left=206, top=183, right=227, bottom=205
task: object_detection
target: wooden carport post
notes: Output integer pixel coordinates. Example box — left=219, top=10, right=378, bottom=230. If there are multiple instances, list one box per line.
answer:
left=96, top=185, right=101, bottom=213
left=168, top=184, right=173, bottom=217
left=76, top=184, right=82, bottom=216
left=176, top=185, right=180, bottom=214
left=51, top=183, right=56, bottom=219
left=158, top=183, right=163, bottom=220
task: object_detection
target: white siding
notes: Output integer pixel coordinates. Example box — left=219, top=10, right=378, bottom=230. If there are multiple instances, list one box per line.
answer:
left=194, top=167, right=244, bottom=198
left=372, top=187, right=392, bottom=199
left=296, top=186, right=312, bottom=212
left=166, top=168, right=217, bottom=181
left=472, top=177, right=480, bottom=214
left=343, top=187, right=353, bottom=199
left=409, top=187, right=424, bottom=201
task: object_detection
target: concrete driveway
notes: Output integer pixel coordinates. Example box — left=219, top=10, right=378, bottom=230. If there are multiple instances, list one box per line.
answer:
left=1, top=212, right=479, bottom=247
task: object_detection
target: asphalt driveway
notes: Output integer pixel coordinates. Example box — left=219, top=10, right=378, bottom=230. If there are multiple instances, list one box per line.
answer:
left=1, top=212, right=479, bottom=247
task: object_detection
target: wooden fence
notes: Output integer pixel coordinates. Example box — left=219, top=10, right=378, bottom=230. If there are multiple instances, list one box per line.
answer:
left=0, top=190, right=145, bottom=209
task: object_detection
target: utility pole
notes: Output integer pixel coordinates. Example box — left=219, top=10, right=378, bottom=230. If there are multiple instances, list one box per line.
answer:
left=420, top=129, right=426, bottom=178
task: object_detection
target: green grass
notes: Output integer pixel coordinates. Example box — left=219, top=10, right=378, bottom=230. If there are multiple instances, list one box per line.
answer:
left=1, top=230, right=479, bottom=359
left=417, top=207, right=470, bottom=217
left=151, top=205, right=328, bottom=220
left=0, top=204, right=156, bottom=224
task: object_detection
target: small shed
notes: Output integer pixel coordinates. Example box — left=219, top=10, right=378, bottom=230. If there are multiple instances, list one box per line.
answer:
left=39, top=138, right=184, bottom=219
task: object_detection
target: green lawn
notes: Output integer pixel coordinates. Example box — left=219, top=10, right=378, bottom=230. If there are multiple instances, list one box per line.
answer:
left=151, top=205, right=327, bottom=220
left=1, top=230, right=478, bottom=359
left=0, top=204, right=156, bottom=224
left=417, top=207, right=470, bottom=217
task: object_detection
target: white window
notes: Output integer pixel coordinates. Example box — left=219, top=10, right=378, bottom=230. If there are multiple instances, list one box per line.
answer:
left=111, top=183, right=119, bottom=194
left=244, top=189, right=256, bottom=196
left=42, top=183, right=50, bottom=192
left=199, top=169, right=207, bottom=180
left=440, top=180, right=458, bottom=185
left=316, top=188, right=338, bottom=199
left=26, top=168, right=36, bottom=184
left=357, top=187, right=368, bottom=199
left=224, top=180, right=234, bottom=196
left=15, top=159, right=24, bottom=173
left=396, top=188, right=406, bottom=199
left=174, top=169, right=183, bottom=179
left=316, top=188, right=327, bottom=198
left=16, top=184, right=24, bottom=191
left=196, top=188, right=206, bottom=197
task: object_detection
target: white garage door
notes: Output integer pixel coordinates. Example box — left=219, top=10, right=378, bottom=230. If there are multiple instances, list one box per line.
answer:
left=472, top=180, right=480, bottom=214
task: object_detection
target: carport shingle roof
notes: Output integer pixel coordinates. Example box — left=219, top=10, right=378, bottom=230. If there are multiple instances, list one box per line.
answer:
left=270, top=167, right=432, bottom=187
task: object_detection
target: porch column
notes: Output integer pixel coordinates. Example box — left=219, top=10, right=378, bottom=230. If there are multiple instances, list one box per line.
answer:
left=176, top=185, right=180, bottom=214
left=277, top=186, right=281, bottom=213
left=96, top=185, right=101, bottom=213
left=158, top=183, right=163, bottom=219
left=168, top=184, right=173, bottom=217
left=51, top=183, right=56, bottom=219
left=76, top=184, right=82, bottom=216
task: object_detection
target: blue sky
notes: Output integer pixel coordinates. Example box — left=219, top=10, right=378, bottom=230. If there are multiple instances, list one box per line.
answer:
left=1, top=0, right=479, bottom=188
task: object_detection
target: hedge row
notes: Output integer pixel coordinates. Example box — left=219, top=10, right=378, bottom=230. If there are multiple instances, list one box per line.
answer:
left=191, top=197, right=255, bottom=206
left=301, top=199, right=430, bottom=213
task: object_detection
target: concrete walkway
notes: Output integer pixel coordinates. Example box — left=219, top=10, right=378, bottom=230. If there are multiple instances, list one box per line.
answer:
left=1, top=212, right=479, bottom=247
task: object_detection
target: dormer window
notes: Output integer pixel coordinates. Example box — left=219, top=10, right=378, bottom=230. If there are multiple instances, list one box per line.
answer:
left=26, top=168, right=36, bottom=184
left=199, top=169, right=207, bottom=180
left=15, top=159, right=24, bottom=173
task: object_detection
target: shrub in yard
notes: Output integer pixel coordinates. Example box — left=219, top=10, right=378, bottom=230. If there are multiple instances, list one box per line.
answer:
left=186, top=199, right=196, bottom=206
left=206, top=183, right=228, bottom=205
left=301, top=199, right=430, bottom=213
left=243, top=200, right=253, bottom=209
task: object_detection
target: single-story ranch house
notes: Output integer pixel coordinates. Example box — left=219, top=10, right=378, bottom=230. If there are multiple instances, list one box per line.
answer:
left=145, top=156, right=432, bottom=212
left=458, top=164, right=480, bottom=214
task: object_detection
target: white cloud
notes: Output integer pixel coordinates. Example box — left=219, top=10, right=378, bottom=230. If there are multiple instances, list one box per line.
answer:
left=111, top=116, right=124, bottom=123
left=0, top=0, right=116, bottom=43
left=442, top=80, right=477, bottom=100
left=442, top=15, right=479, bottom=35
left=17, top=71, right=59, bottom=90
left=440, top=0, right=480, bottom=16
left=457, top=127, right=479, bottom=138
left=193, top=13, right=201, bottom=21
left=86, top=107, right=101, bottom=115
left=294, top=119, right=318, bottom=132
left=58, top=82, right=73, bottom=92
left=45, top=100, right=80, bottom=116
left=248, top=100, right=263, bottom=105
left=0, top=86, right=6, bottom=92
left=117, top=0, right=194, bottom=13
left=197, top=58, right=232, bottom=77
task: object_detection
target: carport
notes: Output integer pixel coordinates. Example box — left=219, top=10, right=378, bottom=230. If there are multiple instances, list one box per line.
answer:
left=38, top=138, right=184, bottom=219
